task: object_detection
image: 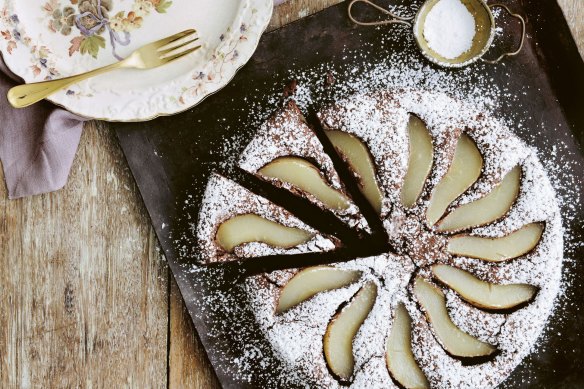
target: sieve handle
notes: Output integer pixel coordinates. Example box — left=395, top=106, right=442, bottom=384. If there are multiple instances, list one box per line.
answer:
left=481, top=4, right=526, bottom=64
left=347, top=0, right=414, bottom=27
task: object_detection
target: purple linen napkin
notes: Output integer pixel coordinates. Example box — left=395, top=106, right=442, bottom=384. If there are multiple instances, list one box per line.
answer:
left=0, top=58, right=86, bottom=199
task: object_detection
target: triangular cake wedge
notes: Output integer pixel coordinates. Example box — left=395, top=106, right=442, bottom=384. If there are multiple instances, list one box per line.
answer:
left=318, top=92, right=410, bottom=216
left=196, top=173, right=341, bottom=263
left=239, top=100, right=368, bottom=231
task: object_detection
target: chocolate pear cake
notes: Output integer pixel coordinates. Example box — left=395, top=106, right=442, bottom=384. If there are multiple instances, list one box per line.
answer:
left=195, top=89, right=563, bottom=388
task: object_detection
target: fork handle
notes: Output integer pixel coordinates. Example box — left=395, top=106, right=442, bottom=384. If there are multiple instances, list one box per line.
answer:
left=7, top=60, right=128, bottom=109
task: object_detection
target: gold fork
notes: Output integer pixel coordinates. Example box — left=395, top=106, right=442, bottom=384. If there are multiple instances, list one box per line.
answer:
left=7, top=29, right=200, bottom=109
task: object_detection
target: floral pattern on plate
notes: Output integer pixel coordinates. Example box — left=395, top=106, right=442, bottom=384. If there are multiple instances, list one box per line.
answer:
left=41, top=0, right=173, bottom=60
left=0, top=0, right=273, bottom=121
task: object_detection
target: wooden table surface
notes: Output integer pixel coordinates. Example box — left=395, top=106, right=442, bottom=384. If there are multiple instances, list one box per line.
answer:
left=1, top=1, right=582, bottom=388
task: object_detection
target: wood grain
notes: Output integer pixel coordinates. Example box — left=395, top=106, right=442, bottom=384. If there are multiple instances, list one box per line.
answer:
left=1, top=1, right=582, bottom=388
left=168, top=280, right=220, bottom=389
left=0, top=123, right=168, bottom=388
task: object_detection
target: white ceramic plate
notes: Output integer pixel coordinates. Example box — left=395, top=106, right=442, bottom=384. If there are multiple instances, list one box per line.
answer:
left=0, top=0, right=273, bottom=121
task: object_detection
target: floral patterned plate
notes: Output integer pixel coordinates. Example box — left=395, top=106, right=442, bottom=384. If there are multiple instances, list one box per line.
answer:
left=0, top=0, right=273, bottom=121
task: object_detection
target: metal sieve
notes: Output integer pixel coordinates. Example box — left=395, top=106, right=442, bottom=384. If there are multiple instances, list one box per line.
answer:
left=348, top=0, right=525, bottom=68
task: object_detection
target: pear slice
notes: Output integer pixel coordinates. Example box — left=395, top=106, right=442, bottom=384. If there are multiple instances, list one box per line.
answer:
left=324, top=281, right=377, bottom=381
left=413, top=277, right=496, bottom=358
left=258, top=157, right=351, bottom=211
left=216, top=214, right=314, bottom=253
left=447, top=223, right=544, bottom=262
left=401, top=115, right=434, bottom=209
left=432, top=265, right=537, bottom=310
left=437, top=166, right=522, bottom=232
left=386, top=303, right=430, bottom=389
left=326, top=130, right=383, bottom=214
left=426, top=134, right=483, bottom=226
left=276, top=266, right=362, bottom=313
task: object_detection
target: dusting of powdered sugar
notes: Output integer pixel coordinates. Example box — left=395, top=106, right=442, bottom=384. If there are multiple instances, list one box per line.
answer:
left=319, top=92, right=410, bottom=218
left=423, top=0, right=476, bottom=59
left=245, top=253, right=414, bottom=388
left=176, top=39, right=581, bottom=388
left=237, top=89, right=565, bottom=388
left=238, top=100, right=368, bottom=230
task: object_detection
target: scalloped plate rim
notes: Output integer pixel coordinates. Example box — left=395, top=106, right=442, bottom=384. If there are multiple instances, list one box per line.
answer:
left=0, top=0, right=274, bottom=122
